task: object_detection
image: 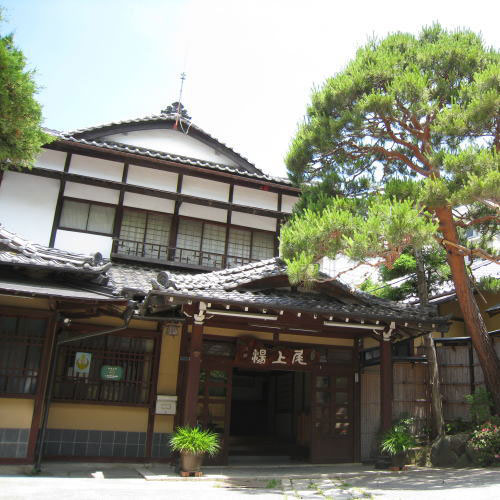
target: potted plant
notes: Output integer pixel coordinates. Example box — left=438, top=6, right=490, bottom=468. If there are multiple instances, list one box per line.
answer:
left=170, top=426, right=220, bottom=475
left=380, top=418, right=417, bottom=470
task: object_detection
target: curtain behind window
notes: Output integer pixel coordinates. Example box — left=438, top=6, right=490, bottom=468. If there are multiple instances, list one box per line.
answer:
left=87, top=204, right=115, bottom=234
left=60, top=200, right=89, bottom=230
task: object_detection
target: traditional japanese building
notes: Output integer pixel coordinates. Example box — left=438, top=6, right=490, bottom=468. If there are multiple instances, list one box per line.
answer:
left=0, top=105, right=451, bottom=466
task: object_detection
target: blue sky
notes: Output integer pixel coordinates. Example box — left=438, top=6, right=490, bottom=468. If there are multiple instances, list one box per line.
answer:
left=2, top=0, right=499, bottom=177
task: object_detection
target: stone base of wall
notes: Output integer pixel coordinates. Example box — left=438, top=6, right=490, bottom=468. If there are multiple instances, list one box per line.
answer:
left=40, top=429, right=172, bottom=459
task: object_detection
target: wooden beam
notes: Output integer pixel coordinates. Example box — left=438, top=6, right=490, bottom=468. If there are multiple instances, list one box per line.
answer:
left=182, top=320, right=204, bottom=426
left=27, top=312, right=59, bottom=462
left=45, top=140, right=301, bottom=194
left=380, top=336, right=393, bottom=432
left=49, top=152, right=71, bottom=247
left=21, top=166, right=287, bottom=220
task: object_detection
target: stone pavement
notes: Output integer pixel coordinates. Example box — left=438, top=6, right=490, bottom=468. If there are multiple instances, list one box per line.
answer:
left=0, top=462, right=499, bottom=499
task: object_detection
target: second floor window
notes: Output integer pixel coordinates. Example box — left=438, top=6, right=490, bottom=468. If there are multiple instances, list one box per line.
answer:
left=176, top=219, right=226, bottom=267
left=112, top=206, right=276, bottom=268
left=59, top=199, right=116, bottom=235
left=118, top=208, right=172, bottom=259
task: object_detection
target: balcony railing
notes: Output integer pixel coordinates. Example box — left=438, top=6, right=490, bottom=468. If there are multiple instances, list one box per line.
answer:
left=111, top=238, right=256, bottom=270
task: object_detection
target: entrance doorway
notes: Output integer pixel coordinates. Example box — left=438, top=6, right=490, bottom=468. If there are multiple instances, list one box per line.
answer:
left=229, top=368, right=311, bottom=463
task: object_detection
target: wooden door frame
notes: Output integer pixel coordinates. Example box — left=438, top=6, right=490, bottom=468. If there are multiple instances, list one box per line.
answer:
left=174, top=333, right=361, bottom=464
left=310, top=364, right=356, bottom=464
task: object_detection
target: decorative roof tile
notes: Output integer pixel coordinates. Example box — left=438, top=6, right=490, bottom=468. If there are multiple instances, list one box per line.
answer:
left=0, top=224, right=111, bottom=282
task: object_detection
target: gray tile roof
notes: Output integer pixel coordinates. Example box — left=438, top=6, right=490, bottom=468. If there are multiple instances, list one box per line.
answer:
left=53, top=106, right=292, bottom=185
left=0, top=225, right=449, bottom=326
left=397, top=260, right=500, bottom=304
left=49, top=131, right=292, bottom=187
left=140, top=257, right=447, bottom=325
left=68, top=110, right=261, bottom=173
left=0, top=224, right=111, bottom=282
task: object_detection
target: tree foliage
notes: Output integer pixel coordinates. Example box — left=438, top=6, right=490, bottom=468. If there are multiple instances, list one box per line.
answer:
left=283, top=24, right=498, bottom=277
left=282, top=24, right=500, bottom=412
left=0, top=12, right=52, bottom=170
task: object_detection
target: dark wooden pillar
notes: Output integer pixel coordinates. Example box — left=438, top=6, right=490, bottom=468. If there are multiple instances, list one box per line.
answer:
left=182, top=307, right=204, bottom=427
left=380, top=334, right=393, bottom=432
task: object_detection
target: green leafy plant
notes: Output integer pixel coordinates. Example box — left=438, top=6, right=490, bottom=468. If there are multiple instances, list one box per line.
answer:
left=380, top=418, right=417, bottom=456
left=465, top=388, right=493, bottom=424
left=467, top=422, right=500, bottom=466
left=169, top=426, right=220, bottom=456
left=445, top=418, right=473, bottom=435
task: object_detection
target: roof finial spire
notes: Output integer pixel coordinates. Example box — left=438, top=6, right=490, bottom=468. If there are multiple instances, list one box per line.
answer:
left=174, top=72, right=186, bottom=130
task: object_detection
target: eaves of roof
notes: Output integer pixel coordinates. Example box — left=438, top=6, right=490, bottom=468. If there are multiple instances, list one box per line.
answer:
left=0, top=277, right=127, bottom=303
left=148, top=287, right=449, bottom=326
left=47, top=131, right=295, bottom=189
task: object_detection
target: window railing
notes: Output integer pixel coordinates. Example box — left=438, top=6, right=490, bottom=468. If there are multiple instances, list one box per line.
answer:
left=112, top=238, right=258, bottom=269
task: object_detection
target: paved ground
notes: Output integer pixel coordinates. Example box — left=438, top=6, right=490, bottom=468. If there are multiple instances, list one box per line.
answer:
left=0, top=463, right=499, bottom=499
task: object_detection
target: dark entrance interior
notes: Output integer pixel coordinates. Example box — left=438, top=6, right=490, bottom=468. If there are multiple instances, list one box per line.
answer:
left=229, top=368, right=311, bottom=462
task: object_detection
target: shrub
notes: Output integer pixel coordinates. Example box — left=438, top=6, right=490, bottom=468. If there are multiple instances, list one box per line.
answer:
left=467, top=422, right=500, bottom=466
left=465, top=388, right=493, bottom=424
left=169, top=426, right=220, bottom=456
left=380, top=417, right=418, bottom=456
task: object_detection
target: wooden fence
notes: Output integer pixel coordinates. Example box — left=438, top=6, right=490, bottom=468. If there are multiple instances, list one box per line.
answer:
left=435, top=335, right=500, bottom=421
left=360, top=335, right=499, bottom=460
left=360, top=361, right=429, bottom=460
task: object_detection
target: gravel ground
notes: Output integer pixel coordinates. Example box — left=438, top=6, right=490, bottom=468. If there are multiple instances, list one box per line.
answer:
left=0, top=464, right=499, bottom=499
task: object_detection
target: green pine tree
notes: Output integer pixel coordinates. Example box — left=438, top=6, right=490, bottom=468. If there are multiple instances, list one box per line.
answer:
left=0, top=11, right=52, bottom=170
left=281, top=25, right=500, bottom=413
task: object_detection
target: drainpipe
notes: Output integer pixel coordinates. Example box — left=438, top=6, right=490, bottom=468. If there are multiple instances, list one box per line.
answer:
left=33, top=302, right=135, bottom=473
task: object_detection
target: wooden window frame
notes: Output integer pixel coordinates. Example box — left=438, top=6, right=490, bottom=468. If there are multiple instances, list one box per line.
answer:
left=51, top=329, right=160, bottom=407
left=118, top=206, right=174, bottom=260
left=0, top=308, right=53, bottom=399
left=57, top=196, right=117, bottom=237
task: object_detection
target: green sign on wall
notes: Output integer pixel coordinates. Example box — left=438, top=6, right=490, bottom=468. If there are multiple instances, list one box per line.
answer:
left=100, top=365, right=124, bottom=381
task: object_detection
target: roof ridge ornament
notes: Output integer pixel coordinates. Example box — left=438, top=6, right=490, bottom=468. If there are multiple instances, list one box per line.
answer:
left=161, top=101, right=191, bottom=121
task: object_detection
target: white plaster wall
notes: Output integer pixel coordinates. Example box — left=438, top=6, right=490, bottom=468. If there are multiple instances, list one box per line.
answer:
left=64, top=182, right=119, bottom=204
left=282, top=194, right=299, bottom=213
left=103, top=129, right=238, bottom=167
left=123, top=192, right=175, bottom=214
left=182, top=175, right=229, bottom=202
left=0, top=171, right=59, bottom=245
left=69, top=154, right=123, bottom=182
left=231, top=211, right=277, bottom=232
left=127, top=165, right=178, bottom=192
left=233, top=185, right=278, bottom=211
left=35, top=148, right=67, bottom=171
left=54, top=229, right=113, bottom=258
left=179, top=203, right=227, bottom=223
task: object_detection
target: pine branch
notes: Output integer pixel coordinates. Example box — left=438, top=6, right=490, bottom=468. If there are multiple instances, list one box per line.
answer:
left=437, top=237, right=500, bottom=263
left=454, top=215, right=500, bottom=227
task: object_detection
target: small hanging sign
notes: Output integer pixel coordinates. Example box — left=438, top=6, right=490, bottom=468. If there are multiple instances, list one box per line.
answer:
left=74, top=352, right=92, bottom=376
left=100, top=365, right=124, bottom=381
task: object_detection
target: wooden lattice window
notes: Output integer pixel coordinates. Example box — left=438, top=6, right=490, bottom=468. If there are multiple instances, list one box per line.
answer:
left=118, top=208, right=172, bottom=259
left=251, top=231, right=274, bottom=260
left=227, top=228, right=275, bottom=266
left=176, top=218, right=227, bottom=267
left=53, top=333, right=156, bottom=405
left=0, top=316, right=48, bottom=395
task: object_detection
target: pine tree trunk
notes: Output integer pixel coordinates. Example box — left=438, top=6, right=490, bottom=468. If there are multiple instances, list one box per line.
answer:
left=435, top=206, right=500, bottom=414
left=414, top=249, right=445, bottom=437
